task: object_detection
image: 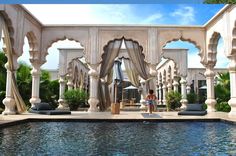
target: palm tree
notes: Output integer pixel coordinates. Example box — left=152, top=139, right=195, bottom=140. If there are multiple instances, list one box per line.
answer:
left=215, top=72, right=230, bottom=103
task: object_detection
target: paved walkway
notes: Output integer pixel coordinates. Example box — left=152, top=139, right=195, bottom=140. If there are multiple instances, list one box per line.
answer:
left=0, top=111, right=236, bottom=127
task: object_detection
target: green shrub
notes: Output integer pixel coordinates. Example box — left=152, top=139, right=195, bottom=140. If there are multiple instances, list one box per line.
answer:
left=215, top=102, right=231, bottom=112
left=187, top=92, right=198, bottom=103
left=166, top=91, right=182, bottom=111
left=0, top=91, right=5, bottom=110
left=203, top=103, right=207, bottom=110
left=64, top=89, right=88, bottom=110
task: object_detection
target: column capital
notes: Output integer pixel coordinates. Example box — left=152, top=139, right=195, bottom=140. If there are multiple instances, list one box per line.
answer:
left=88, top=64, right=99, bottom=78
left=204, top=68, right=215, bottom=78
left=180, top=76, right=187, bottom=84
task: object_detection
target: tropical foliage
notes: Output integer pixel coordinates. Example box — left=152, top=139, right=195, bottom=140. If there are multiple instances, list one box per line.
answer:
left=187, top=92, right=198, bottom=104
left=215, top=102, right=231, bottom=112
left=215, top=72, right=231, bottom=112
left=0, top=51, right=59, bottom=111
left=215, top=72, right=230, bottom=103
left=166, top=91, right=182, bottom=111
left=64, top=89, right=89, bottom=110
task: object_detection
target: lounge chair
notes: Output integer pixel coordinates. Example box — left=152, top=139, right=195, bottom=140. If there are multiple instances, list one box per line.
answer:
left=29, top=103, right=71, bottom=115
left=178, top=104, right=207, bottom=116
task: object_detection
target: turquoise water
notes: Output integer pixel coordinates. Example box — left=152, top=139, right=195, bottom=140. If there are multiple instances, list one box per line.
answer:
left=0, top=121, right=235, bottom=155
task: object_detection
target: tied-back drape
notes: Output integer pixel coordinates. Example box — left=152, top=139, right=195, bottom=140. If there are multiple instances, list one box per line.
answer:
left=1, top=15, right=27, bottom=113
left=98, top=39, right=122, bottom=111
left=123, top=58, right=139, bottom=87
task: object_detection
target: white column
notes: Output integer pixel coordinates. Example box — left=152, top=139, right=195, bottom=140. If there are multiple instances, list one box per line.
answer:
left=139, top=78, right=147, bottom=109
left=158, top=83, right=162, bottom=104
left=29, top=64, right=41, bottom=108
left=173, top=76, right=179, bottom=92
left=162, top=82, right=167, bottom=105
left=58, top=75, right=69, bottom=109
left=156, top=85, right=159, bottom=105
left=167, top=81, right=172, bottom=93
left=228, top=57, right=236, bottom=117
left=66, top=74, right=73, bottom=90
left=180, top=76, right=188, bottom=109
left=88, top=64, right=99, bottom=112
left=186, top=85, right=191, bottom=94
left=204, top=67, right=216, bottom=112
left=2, top=64, right=16, bottom=115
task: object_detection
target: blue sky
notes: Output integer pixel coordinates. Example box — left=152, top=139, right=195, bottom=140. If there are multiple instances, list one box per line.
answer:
left=1, top=4, right=228, bottom=69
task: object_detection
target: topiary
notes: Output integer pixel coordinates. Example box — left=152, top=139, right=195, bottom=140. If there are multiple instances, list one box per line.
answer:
left=166, top=91, right=182, bottom=111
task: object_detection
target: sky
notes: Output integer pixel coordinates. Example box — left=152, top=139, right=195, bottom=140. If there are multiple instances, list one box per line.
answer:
left=0, top=4, right=228, bottom=70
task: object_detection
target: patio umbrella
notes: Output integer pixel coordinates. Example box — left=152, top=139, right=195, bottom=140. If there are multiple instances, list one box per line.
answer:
left=124, top=85, right=138, bottom=102
left=124, top=85, right=138, bottom=90
left=199, top=85, right=207, bottom=90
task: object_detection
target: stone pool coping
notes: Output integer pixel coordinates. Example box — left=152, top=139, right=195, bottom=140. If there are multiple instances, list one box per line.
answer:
left=0, top=111, right=236, bottom=128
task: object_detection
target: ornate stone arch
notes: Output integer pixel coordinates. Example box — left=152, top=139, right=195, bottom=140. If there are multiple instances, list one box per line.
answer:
left=163, top=69, right=167, bottom=83
left=206, top=32, right=221, bottom=67
left=24, top=31, right=40, bottom=63
left=100, top=36, right=145, bottom=63
left=0, top=12, right=15, bottom=54
left=42, top=37, right=86, bottom=65
left=160, top=31, right=202, bottom=54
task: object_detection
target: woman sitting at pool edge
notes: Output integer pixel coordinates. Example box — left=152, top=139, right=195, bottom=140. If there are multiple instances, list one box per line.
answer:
left=146, top=89, right=157, bottom=114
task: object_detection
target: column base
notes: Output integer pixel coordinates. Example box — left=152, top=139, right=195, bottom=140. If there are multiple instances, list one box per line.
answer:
left=57, top=99, right=69, bottom=110
left=139, top=99, right=147, bottom=109
left=2, top=97, right=16, bottom=115
left=180, top=99, right=188, bottom=109
left=29, top=97, right=41, bottom=108
left=88, top=97, right=99, bottom=112
left=205, top=99, right=216, bottom=112
left=228, top=98, right=236, bottom=118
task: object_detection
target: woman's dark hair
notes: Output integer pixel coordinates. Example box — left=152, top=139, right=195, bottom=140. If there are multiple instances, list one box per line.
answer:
left=149, top=89, right=154, bottom=94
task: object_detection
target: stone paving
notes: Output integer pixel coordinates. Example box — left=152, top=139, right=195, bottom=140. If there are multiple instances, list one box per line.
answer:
left=0, top=111, right=236, bottom=127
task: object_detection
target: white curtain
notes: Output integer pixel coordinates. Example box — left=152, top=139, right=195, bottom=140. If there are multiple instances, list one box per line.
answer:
left=123, top=58, right=140, bottom=87
left=124, top=40, right=149, bottom=80
left=98, top=39, right=123, bottom=111
left=1, top=15, right=26, bottom=113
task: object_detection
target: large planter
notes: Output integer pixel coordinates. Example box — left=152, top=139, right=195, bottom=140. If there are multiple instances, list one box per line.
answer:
left=111, top=103, right=120, bottom=114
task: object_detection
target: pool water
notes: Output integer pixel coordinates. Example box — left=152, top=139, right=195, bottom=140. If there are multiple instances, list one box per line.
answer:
left=0, top=121, right=235, bottom=155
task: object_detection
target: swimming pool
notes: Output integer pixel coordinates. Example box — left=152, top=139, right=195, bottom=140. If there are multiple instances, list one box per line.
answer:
left=0, top=121, right=235, bottom=155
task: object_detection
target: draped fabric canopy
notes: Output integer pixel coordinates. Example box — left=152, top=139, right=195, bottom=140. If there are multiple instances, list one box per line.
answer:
left=124, top=40, right=149, bottom=80
left=98, top=37, right=150, bottom=111
left=123, top=58, right=140, bottom=87
left=98, top=39, right=123, bottom=111
left=0, top=15, right=27, bottom=113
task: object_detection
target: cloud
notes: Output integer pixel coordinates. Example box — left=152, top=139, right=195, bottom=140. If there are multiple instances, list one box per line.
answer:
left=23, top=4, right=136, bottom=24
left=171, top=6, right=195, bottom=25
left=141, top=13, right=163, bottom=23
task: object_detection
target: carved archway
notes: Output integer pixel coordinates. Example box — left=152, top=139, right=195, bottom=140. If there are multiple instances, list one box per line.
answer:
left=207, top=32, right=221, bottom=67
left=101, top=36, right=145, bottom=64
left=0, top=12, right=15, bottom=54
left=24, top=31, right=39, bottom=64
left=42, top=37, right=86, bottom=65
